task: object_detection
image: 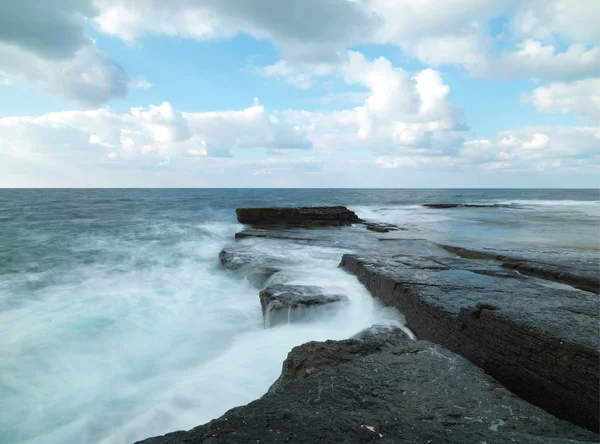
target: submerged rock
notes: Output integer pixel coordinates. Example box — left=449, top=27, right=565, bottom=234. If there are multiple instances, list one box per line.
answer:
left=137, top=328, right=598, bottom=444
left=363, top=221, right=404, bottom=233
left=234, top=229, right=317, bottom=241
left=424, top=203, right=516, bottom=209
left=218, top=249, right=281, bottom=289
left=236, top=206, right=361, bottom=227
left=259, top=284, right=347, bottom=327
left=340, top=252, right=600, bottom=432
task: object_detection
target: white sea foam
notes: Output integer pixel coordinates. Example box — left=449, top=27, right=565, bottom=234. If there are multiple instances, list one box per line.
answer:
left=0, top=221, right=398, bottom=444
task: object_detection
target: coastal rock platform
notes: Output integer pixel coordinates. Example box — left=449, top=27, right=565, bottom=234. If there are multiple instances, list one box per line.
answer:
left=138, top=326, right=598, bottom=444
left=139, top=206, right=599, bottom=443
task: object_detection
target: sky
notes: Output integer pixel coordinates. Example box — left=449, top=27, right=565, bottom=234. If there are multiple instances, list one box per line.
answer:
left=0, top=0, right=599, bottom=188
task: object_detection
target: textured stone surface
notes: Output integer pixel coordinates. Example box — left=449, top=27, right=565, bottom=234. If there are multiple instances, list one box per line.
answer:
left=236, top=206, right=361, bottom=227
left=259, top=284, right=347, bottom=327
left=340, top=253, right=600, bottom=431
left=441, top=244, right=600, bottom=293
left=137, top=328, right=598, bottom=444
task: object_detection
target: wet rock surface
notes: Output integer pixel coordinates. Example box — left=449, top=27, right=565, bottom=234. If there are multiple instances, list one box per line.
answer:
left=441, top=244, right=600, bottom=293
left=340, top=252, right=600, bottom=431
left=363, top=221, right=405, bottom=232
left=236, top=206, right=361, bottom=227
left=424, top=203, right=517, bottom=209
left=259, top=284, right=348, bottom=327
left=137, top=327, right=598, bottom=444
left=138, top=208, right=599, bottom=443
left=234, top=228, right=318, bottom=241
left=218, top=248, right=283, bottom=289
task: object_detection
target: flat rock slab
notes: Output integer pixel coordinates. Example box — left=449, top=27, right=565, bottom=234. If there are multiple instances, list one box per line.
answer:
left=340, top=253, right=600, bottom=431
left=441, top=244, right=600, bottom=293
left=424, top=203, right=518, bottom=209
left=137, top=328, right=598, bottom=444
left=259, top=284, right=347, bottom=327
left=234, top=229, right=318, bottom=241
left=236, top=206, right=361, bottom=227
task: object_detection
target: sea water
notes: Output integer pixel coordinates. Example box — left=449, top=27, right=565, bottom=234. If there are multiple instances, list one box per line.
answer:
left=0, top=189, right=598, bottom=443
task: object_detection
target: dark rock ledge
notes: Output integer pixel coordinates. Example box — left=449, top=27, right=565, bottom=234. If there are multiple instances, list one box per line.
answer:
left=259, top=284, right=347, bottom=327
left=235, top=206, right=405, bottom=235
left=137, top=207, right=599, bottom=443
left=236, top=206, right=361, bottom=227
left=137, top=325, right=598, bottom=444
left=340, top=253, right=600, bottom=432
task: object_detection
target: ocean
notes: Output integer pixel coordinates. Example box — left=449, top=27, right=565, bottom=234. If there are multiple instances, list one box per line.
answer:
left=1, top=189, right=598, bottom=444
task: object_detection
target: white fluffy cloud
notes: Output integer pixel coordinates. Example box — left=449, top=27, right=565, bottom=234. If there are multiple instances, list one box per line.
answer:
left=259, top=0, right=600, bottom=82
left=375, top=126, right=600, bottom=174
left=0, top=101, right=311, bottom=165
left=525, top=78, right=600, bottom=123
left=458, top=126, right=600, bottom=171
left=283, top=52, right=467, bottom=156
left=3, top=0, right=600, bottom=104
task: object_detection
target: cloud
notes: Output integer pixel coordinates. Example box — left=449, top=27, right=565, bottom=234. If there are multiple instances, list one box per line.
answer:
left=0, top=0, right=127, bottom=105
left=399, top=35, right=600, bottom=82
left=375, top=126, right=600, bottom=176
left=129, top=78, right=153, bottom=90
left=0, top=101, right=311, bottom=165
left=257, top=60, right=335, bottom=89
left=0, top=44, right=128, bottom=107
left=510, top=0, right=600, bottom=44
left=94, top=0, right=377, bottom=63
left=524, top=78, right=600, bottom=123
left=458, top=126, right=600, bottom=171
left=491, top=40, right=600, bottom=81
left=3, top=0, right=600, bottom=105
left=0, top=0, right=97, bottom=59
left=283, top=52, right=468, bottom=156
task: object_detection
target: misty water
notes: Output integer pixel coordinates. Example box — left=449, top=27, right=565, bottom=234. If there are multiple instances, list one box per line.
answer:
left=1, top=189, right=598, bottom=443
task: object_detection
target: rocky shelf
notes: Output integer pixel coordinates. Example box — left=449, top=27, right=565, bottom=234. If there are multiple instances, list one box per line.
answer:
left=236, top=206, right=362, bottom=227
left=138, top=206, right=600, bottom=443
left=440, top=244, right=600, bottom=293
left=340, top=253, right=599, bottom=431
left=138, top=325, right=598, bottom=444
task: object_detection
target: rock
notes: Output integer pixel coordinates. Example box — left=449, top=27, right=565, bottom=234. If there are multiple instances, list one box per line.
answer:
left=259, top=284, right=348, bottom=327
left=268, top=324, right=409, bottom=393
left=218, top=249, right=281, bottom=289
left=424, top=203, right=516, bottom=209
left=137, top=329, right=598, bottom=444
left=218, top=249, right=253, bottom=271
left=236, top=206, right=361, bottom=227
left=340, top=252, right=600, bottom=432
left=441, top=244, right=600, bottom=293
left=363, top=222, right=404, bottom=233
left=234, top=229, right=317, bottom=241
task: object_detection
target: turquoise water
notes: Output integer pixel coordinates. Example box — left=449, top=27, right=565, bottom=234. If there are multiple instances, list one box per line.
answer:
left=0, top=189, right=598, bottom=443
